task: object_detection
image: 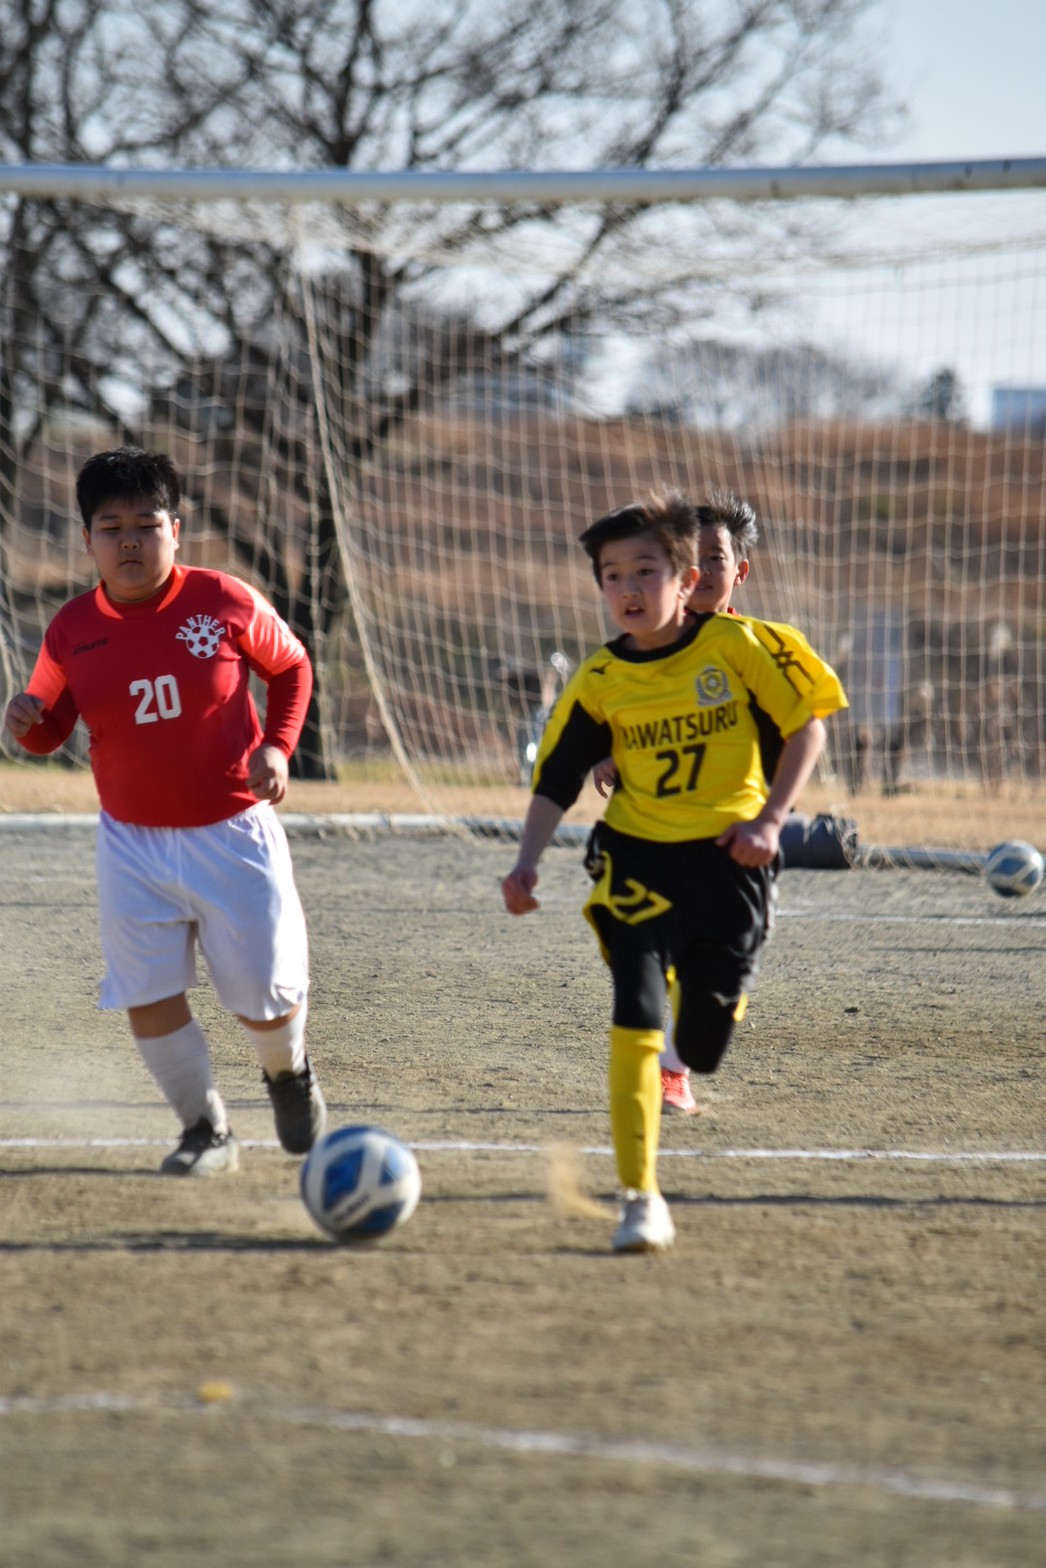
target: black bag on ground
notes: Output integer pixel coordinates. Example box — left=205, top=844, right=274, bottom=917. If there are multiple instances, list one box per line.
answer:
left=779, top=812, right=858, bottom=870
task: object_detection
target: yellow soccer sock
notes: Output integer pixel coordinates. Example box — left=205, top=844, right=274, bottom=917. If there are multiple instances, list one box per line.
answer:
left=608, top=1026, right=664, bottom=1193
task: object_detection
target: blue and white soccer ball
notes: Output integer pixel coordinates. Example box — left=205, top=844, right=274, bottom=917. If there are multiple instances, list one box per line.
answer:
left=983, top=840, right=1045, bottom=900
left=300, top=1125, right=422, bottom=1243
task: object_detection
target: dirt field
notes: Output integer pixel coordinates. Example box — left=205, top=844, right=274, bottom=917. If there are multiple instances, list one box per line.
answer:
left=1, top=816, right=1044, bottom=1567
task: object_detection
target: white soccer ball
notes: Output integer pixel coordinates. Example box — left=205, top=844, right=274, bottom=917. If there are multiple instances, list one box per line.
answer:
left=300, top=1125, right=422, bottom=1243
left=983, top=840, right=1045, bottom=900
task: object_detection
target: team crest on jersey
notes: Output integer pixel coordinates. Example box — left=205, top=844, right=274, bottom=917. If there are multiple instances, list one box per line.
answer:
left=694, top=665, right=732, bottom=707
left=177, top=613, right=226, bottom=659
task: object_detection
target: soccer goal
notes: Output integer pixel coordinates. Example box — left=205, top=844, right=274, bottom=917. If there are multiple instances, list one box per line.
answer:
left=2, top=159, right=1044, bottom=852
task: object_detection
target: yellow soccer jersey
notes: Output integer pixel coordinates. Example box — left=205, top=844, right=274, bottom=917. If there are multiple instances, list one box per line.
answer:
left=532, top=611, right=847, bottom=843
left=733, top=613, right=849, bottom=785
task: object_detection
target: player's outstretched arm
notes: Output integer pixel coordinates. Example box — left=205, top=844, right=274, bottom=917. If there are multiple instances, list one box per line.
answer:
left=502, top=795, right=566, bottom=915
left=717, top=717, right=827, bottom=866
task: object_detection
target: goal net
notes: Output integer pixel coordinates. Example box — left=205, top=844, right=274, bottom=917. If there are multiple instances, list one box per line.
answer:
left=2, top=166, right=1044, bottom=851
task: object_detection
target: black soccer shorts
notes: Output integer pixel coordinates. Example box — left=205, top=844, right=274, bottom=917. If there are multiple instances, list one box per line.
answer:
left=583, top=821, right=776, bottom=1074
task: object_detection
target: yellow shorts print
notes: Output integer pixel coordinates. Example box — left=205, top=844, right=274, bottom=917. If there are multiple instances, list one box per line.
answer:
left=583, top=848, right=673, bottom=963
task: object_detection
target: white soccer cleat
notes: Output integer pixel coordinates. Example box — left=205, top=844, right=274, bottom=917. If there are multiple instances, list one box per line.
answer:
left=611, top=1189, right=676, bottom=1254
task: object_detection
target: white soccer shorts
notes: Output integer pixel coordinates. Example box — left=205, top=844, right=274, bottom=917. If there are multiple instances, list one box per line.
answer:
left=95, top=805, right=309, bottom=1018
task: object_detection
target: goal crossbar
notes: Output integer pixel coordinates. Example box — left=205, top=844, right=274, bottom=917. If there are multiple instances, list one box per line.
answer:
left=1, top=158, right=1044, bottom=206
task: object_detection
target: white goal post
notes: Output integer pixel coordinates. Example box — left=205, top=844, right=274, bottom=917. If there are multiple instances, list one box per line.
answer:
left=2, top=157, right=1044, bottom=204
left=2, top=158, right=1044, bottom=850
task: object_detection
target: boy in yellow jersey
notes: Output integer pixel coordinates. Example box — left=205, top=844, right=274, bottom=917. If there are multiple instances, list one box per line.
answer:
left=592, top=490, right=835, bottom=1116
left=501, top=490, right=847, bottom=1253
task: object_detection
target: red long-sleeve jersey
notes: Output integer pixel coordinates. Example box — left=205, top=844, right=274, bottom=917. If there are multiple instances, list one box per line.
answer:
left=19, top=565, right=312, bottom=827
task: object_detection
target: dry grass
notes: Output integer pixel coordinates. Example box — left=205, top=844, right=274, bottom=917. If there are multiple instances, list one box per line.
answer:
left=2, top=762, right=1043, bottom=853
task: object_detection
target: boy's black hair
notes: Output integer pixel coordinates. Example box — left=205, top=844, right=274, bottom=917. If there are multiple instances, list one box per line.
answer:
left=696, top=488, right=759, bottom=561
left=579, top=488, right=699, bottom=584
left=76, top=447, right=182, bottom=529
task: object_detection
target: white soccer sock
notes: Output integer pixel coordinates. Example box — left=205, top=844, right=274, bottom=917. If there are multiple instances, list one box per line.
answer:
left=134, top=1018, right=229, bottom=1134
left=659, top=1017, right=690, bottom=1075
left=241, top=1003, right=308, bottom=1079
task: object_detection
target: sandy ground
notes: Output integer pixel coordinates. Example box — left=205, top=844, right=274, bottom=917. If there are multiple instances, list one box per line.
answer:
left=1, top=819, right=1044, bottom=1566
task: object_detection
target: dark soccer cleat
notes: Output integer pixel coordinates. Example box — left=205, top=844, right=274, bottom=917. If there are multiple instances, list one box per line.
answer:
left=159, top=1117, right=239, bottom=1178
left=263, top=1057, right=327, bottom=1155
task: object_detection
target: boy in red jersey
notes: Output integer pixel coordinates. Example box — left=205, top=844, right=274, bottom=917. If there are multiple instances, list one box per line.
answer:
left=4, top=448, right=327, bottom=1176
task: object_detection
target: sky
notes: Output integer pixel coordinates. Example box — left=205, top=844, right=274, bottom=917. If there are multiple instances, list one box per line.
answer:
left=875, top=0, right=1046, bottom=161
left=595, top=0, right=1046, bottom=427
left=819, top=0, right=1046, bottom=424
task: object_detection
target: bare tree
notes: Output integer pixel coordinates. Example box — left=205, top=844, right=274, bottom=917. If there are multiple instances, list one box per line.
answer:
left=1, top=0, right=898, bottom=774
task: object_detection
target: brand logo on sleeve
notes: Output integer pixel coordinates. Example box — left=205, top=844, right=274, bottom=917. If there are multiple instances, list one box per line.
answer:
left=177, top=613, right=226, bottom=659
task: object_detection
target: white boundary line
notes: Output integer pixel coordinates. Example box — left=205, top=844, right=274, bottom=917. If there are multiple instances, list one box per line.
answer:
left=534, top=897, right=1046, bottom=924
left=777, top=910, right=1046, bottom=925
left=2, top=1135, right=1044, bottom=1161
left=0, top=1392, right=1042, bottom=1512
